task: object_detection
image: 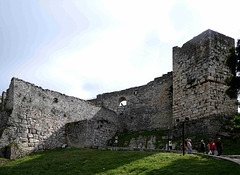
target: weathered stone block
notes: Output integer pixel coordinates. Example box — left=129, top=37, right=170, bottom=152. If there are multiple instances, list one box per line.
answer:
left=27, top=134, right=33, bottom=138
left=20, top=138, right=28, bottom=142
left=129, top=138, right=137, bottom=148
left=28, top=143, right=34, bottom=147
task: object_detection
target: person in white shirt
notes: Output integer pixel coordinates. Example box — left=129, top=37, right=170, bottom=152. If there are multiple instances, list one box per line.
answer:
left=169, top=140, right=172, bottom=150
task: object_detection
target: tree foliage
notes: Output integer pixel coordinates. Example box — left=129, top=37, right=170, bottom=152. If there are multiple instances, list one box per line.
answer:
left=229, top=113, right=240, bottom=129
left=229, top=113, right=240, bottom=144
left=225, top=40, right=240, bottom=99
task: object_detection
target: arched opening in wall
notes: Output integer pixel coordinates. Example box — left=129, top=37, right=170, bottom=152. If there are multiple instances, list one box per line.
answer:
left=119, top=97, right=127, bottom=107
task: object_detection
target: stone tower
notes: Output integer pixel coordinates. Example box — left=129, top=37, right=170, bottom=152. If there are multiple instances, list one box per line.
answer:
left=173, top=29, right=237, bottom=122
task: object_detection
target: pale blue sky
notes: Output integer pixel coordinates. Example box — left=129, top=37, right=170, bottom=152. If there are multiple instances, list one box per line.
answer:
left=1, top=0, right=240, bottom=99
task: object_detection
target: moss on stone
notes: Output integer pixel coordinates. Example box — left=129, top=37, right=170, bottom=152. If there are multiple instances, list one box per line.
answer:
left=112, top=130, right=167, bottom=148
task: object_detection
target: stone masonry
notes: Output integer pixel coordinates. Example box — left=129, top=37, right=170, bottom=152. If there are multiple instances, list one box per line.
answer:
left=0, top=78, right=119, bottom=158
left=0, top=29, right=238, bottom=158
left=66, top=108, right=118, bottom=149
left=173, top=30, right=237, bottom=123
left=90, top=72, right=173, bottom=131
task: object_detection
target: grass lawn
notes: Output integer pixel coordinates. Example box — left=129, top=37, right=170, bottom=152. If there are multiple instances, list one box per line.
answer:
left=0, top=148, right=240, bottom=175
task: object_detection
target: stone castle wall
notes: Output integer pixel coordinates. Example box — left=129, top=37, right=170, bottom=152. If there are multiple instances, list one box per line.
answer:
left=66, top=108, right=118, bottom=148
left=0, top=78, right=119, bottom=158
left=90, top=72, right=173, bottom=131
left=0, top=29, right=238, bottom=158
left=173, top=30, right=237, bottom=122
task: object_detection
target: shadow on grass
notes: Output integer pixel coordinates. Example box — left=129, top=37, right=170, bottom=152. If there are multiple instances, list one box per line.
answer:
left=0, top=148, right=157, bottom=175
left=1, top=149, right=240, bottom=175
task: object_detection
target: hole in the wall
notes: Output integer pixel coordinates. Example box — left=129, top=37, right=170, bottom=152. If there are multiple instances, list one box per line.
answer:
left=134, top=90, right=138, bottom=95
left=97, top=125, right=102, bottom=129
left=53, top=98, right=58, bottom=103
left=176, top=119, right=180, bottom=123
left=119, top=97, right=127, bottom=106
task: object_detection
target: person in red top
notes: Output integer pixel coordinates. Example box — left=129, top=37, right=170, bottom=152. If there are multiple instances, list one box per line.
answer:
left=209, top=139, right=216, bottom=155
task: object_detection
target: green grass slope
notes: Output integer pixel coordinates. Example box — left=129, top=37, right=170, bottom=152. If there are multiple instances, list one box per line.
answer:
left=0, top=148, right=240, bottom=175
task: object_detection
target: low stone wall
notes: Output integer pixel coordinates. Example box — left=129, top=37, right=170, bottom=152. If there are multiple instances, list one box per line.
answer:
left=66, top=108, right=119, bottom=148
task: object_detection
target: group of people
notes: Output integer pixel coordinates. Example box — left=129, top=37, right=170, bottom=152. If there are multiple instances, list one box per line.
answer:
left=180, top=138, right=223, bottom=156
left=186, top=138, right=193, bottom=153
left=109, top=136, right=118, bottom=147
left=180, top=138, right=193, bottom=153
left=200, top=138, right=223, bottom=156
left=109, top=136, right=223, bottom=156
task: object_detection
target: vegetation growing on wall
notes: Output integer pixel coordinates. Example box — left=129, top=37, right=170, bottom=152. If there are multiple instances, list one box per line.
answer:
left=7, top=142, right=19, bottom=149
left=225, top=39, right=240, bottom=102
left=228, top=113, right=240, bottom=143
left=110, top=127, right=240, bottom=155
left=111, top=130, right=168, bottom=149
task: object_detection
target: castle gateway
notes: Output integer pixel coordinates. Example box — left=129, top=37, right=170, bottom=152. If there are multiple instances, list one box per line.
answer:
left=0, top=29, right=237, bottom=158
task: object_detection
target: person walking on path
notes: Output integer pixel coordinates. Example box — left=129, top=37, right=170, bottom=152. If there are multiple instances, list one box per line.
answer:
left=216, top=138, right=223, bottom=156
left=113, top=136, right=118, bottom=147
left=169, top=140, right=173, bottom=150
left=200, top=140, right=206, bottom=153
left=187, top=139, right=192, bottom=153
left=185, top=138, right=188, bottom=151
left=209, top=139, right=216, bottom=155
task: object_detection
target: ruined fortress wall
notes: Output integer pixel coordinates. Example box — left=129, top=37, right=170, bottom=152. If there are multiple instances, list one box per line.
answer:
left=0, top=78, right=117, bottom=157
left=66, top=108, right=119, bottom=148
left=173, top=30, right=237, bottom=122
left=90, top=72, right=173, bottom=131
left=172, top=114, right=232, bottom=137
left=0, top=29, right=238, bottom=158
